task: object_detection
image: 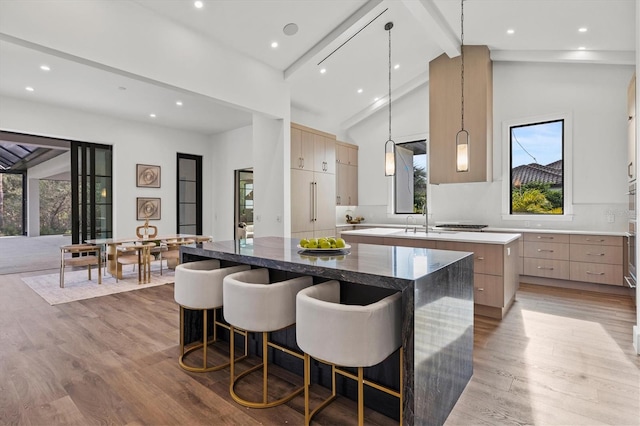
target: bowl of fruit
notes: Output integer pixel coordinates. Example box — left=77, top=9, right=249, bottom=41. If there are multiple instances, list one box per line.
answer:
left=297, top=237, right=350, bottom=253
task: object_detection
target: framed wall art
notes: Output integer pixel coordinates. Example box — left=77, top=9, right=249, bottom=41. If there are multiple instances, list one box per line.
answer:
left=136, top=164, right=161, bottom=188
left=137, top=197, right=161, bottom=220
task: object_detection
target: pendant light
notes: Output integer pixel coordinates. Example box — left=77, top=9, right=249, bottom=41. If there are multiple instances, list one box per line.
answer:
left=456, top=0, right=470, bottom=172
left=384, top=21, right=395, bottom=176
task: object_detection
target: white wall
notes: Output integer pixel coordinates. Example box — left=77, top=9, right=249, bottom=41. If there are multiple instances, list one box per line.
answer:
left=0, top=96, right=212, bottom=238
left=349, top=62, right=633, bottom=232
left=210, top=125, right=253, bottom=241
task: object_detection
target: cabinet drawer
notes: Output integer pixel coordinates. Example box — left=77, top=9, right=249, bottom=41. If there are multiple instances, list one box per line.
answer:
left=569, top=234, right=622, bottom=246
left=437, top=242, right=503, bottom=276
left=523, top=258, right=570, bottom=280
left=570, top=244, right=623, bottom=265
left=524, top=232, right=570, bottom=243
left=524, top=242, right=569, bottom=260
left=474, top=273, right=504, bottom=308
left=570, top=262, right=623, bottom=286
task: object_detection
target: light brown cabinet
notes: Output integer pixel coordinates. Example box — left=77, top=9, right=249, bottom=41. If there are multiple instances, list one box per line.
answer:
left=429, top=45, right=493, bottom=184
left=291, top=123, right=336, bottom=239
left=343, top=233, right=519, bottom=319
left=335, top=141, right=358, bottom=206
left=521, top=232, right=624, bottom=287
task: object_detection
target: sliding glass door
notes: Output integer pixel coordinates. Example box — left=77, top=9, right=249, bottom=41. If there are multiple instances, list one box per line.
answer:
left=71, top=142, right=112, bottom=244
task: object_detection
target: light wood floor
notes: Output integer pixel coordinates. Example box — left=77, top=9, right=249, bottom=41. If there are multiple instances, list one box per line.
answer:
left=1, top=270, right=638, bottom=425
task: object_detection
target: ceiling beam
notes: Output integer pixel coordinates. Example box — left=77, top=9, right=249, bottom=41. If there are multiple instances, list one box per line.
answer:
left=491, top=50, right=635, bottom=66
left=400, top=0, right=460, bottom=58
left=340, top=71, right=429, bottom=130
left=284, top=0, right=386, bottom=80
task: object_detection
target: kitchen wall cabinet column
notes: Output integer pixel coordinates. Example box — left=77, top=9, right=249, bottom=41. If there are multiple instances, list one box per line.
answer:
left=429, top=45, right=493, bottom=184
left=290, top=123, right=336, bottom=239
left=628, top=73, right=636, bottom=181
left=336, top=141, right=358, bottom=206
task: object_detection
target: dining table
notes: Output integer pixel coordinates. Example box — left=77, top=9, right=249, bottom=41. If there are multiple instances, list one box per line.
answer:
left=85, top=234, right=211, bottom=280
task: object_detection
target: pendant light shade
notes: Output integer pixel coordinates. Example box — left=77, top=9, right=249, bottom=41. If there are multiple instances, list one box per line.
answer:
left=384, top=21, right=395, bottom=176
left=456, top=129, right=469, bottom=172
left=456, top=0, right=470, bottom=173
left=385, top=139, right=395, bottom=176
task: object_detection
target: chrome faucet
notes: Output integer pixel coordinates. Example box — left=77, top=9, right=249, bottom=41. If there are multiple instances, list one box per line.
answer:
left=405, top=216, right=415, bottom=233
left=422, top=201, right=429, bottom=232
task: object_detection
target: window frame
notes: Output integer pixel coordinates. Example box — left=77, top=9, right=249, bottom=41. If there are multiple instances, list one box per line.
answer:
left=502, top=112, right=573, bottom=221
left=386, top=134, right=429, bottom=218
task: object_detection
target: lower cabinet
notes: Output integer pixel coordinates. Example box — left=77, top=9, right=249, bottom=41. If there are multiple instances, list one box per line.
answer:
left=522, top=232, right=624, bottom=287
left=344, top=234, right=519, bottom=319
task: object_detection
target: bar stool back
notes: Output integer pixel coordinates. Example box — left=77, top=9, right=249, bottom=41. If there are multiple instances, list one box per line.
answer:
left=174, top=259, right=251, bottom=373
left=296, top=280, right=403, bottom=426
left=223, top=268, right=313, bottom=408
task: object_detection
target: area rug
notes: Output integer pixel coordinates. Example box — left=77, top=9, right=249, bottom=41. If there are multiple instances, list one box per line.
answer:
left=22, top=266, right=174, bottom=305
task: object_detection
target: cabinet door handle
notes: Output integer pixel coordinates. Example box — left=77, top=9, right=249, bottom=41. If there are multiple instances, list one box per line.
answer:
left=585, top=238, right=605, bottom=242
left=537, top=236, right=554, bottom=239
left=586, top=252, right=605, bottom=256
left=586, top=271, right=605, bottom=275
left=476, top=288, right=484, bottom=292
left=313, top=182, right=318, bottom=222
left=310, top=182, right=315, bottom=222
left=629, top=162, right=633, bottom=178
left=537, top=266, right=554, bottom=270
left=476, top=256, right=485, bottom=261
left=537, top=249, right=554, bottom=252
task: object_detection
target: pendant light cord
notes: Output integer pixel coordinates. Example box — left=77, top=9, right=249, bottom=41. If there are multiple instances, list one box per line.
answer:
left=460, top=0, right=465, bottom=131
left=388, top=22, right=392, bottom=142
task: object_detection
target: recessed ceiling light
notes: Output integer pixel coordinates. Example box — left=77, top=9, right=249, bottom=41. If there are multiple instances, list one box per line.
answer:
left=357, top=88, right=363, bottom=94
left=149, top=113, right=156, bottom=118
left=25, top=86, right=34, bottom=92
left=394, top=64, right=400, bottom=70
left=40, top=65, right=50, bottom=71
left=176, top=101, right=183, bottom=106
left=271, top=41, right=278, bottom=48
left=194, top=1, right=204, bottom=9
left=283, top=23, right=298, bottom=36
left=578, top=27, right=588, bottom=33
left=320, top=68, right=326, bottom=74
left=578, top=46, right=586, bottom=50
left=506, top=29, right=515, bottom=35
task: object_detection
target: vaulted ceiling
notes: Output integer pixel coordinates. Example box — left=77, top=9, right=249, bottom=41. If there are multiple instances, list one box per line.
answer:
left=0, top=0, right=635, bottom=136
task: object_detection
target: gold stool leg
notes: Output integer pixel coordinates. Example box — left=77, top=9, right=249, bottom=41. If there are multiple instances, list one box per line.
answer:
left=262, top=331, right=268, bottom=404
left=357, top=367, right=364, bottom=426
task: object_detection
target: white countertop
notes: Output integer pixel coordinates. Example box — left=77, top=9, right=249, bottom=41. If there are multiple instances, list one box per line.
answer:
left=341, top=228, right=521, bottom=245
left=337, top=223, right=627, bottom=237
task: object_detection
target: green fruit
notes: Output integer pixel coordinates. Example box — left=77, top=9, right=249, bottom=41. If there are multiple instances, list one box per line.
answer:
left=307, top=241, right=318, bottom=249
left=335, top=238, right=346, bottom=248
left=328, top=237, right=336, bottom=245
left=300, top=238, right=309, bottom=248
left=320, top=241, right=331, bottom=249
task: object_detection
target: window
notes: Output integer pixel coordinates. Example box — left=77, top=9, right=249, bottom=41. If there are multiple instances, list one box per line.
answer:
left=509, top=118, right=567, bottom=216
left=394, top=140, right=427, bottom=214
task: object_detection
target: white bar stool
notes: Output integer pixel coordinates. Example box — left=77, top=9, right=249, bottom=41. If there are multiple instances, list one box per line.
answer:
left=223, top=268, right=313, bottom=408
left=296, top=280, right=403, bottom=426
left=174, top=259, right=251, bottom=373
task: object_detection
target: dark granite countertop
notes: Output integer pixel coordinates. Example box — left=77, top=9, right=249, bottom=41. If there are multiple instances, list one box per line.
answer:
left=182, top=236, right=472, bottom=291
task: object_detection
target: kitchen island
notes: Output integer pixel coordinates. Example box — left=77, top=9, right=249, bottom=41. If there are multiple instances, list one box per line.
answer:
left=181, top=237, right=474, bottom=426
left=341, top=228, right=521, bottom=319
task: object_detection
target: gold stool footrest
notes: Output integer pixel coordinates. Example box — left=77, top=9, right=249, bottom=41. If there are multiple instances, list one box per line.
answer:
left=304, top=348, right=403, bottom=426
left=230, top=328, right=305, bottom=409
left=178, top=306, right=248, bottom=373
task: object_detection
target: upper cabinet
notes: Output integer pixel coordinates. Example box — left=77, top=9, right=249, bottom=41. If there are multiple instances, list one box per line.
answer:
left=628, top=73, right=636, bottom=182
left=291, top=123, right=335, bottom=174
left=314, top=134, right=336, bottom=174
left=429, top=45, right=493, bottom=184
left=291, top=126, right=315, bottom=170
